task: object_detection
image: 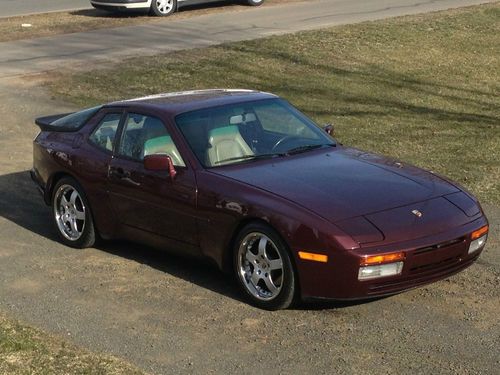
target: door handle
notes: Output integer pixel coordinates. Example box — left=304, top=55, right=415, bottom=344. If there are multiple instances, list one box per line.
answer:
left=109, top=167, right=129, bottom=179
left=109, top=167, right=140, bottom=186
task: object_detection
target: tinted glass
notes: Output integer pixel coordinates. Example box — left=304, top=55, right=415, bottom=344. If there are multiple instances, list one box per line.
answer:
left=88, top=113, right=121, bottom=152
left=176, top=99, right=333, bottom=167
left=51, top=106, right=102, bottom=130
left=118, top=113, right=185, bottom=167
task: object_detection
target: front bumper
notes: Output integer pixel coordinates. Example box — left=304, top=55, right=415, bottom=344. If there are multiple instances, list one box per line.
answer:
left=298, top=215, right=488, bottom=300
left=90, top=0, right=151, bottom=10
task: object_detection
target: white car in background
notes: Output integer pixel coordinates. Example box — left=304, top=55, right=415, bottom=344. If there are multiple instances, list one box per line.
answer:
left=90, top=0, right=264, bottom=16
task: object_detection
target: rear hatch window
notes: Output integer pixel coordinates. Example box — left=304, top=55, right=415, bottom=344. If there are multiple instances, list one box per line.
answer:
left=36, top=105, right=102, bottom=131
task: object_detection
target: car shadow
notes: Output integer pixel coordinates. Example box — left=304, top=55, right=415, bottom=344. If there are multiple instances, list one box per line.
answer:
left=0, top=170, right=244, bottom=302
left=69, top=8, right=147, bottom=19
left=0, top=170, right=377, bottom=310
left=70, top=0, right=237, bottom=19
left=0, top=170, right=58, bottom=240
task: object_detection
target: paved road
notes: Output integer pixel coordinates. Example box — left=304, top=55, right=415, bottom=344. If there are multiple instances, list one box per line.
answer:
left=0, top=0, right=496, bottom=78
left=0, top=0, right=90, bottom=18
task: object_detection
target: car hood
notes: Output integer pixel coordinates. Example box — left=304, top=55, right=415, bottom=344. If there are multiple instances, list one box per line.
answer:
left=211, top=147, right=460, bottom=224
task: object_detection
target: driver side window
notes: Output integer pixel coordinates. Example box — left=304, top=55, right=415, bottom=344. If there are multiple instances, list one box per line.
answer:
left=118, top=113, right=186, bottom=167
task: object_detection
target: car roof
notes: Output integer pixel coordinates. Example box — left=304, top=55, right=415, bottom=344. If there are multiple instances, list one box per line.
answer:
left=104, top=89, right=279, bottom=115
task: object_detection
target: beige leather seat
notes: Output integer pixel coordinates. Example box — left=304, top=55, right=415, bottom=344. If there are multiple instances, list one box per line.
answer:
left=207, top=125, right=253, bottom=166
left=143, top=135, right=185, bottom=167
left=140, top=117, right=185, bottom=167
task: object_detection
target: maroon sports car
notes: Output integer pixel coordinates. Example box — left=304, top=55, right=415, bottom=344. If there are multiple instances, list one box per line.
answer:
left=31, top=89, right=489, bottom=310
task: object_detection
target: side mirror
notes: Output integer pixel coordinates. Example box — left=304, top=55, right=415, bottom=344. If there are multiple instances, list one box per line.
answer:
left=323, top=124, right=335, bottom=137
left=144, top=154, right=177, bottom=179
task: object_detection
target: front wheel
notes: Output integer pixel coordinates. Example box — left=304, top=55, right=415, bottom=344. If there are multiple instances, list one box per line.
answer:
left=234, top=222, right=296, bottom=310
left=52, top=177, right=96, bottom=248
left=150, top=0, right=176, bottom=16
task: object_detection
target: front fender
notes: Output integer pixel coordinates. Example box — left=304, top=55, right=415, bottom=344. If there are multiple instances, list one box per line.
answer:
left=194, top=171, right=358, bottom=293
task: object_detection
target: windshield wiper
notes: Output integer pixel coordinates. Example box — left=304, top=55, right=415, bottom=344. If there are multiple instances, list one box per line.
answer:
left=214, top=152, right=285, bottom=165
left=285, top=143, right=335, bottom=155
left=214, top=144, right=335, bottom=165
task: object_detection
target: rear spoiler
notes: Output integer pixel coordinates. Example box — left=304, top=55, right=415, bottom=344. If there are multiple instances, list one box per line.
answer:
left=35, top=113, right=74, bottom=131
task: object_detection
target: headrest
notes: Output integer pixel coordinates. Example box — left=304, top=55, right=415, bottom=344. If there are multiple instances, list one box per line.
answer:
left=209, top=125, right=242, bottom=143
left=143, top=117, right=166, bottom=139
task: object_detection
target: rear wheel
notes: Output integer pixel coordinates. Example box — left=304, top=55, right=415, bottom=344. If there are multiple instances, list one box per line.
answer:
left=234, top=222, right=296, bottom=310
left=52, top=177, right=96, bottom=248
left=150, top=0, right=176, bottom=16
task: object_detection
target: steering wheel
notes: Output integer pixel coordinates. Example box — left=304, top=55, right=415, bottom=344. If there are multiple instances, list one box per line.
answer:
left=271, top=136, right=302, bottom=153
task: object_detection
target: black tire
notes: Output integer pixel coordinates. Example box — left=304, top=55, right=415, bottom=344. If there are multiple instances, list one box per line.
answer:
left=150, top=0, right=177, bottom=16
left=51, top=177, right=96, bottom=249
left=233, top=222, right=296, bottom=310
left=245, top=0, right=265, bottom=6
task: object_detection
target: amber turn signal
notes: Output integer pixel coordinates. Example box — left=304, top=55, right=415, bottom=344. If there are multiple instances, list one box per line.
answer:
left=361, top=252, right=405, bottom=266
left=471, top=225, right=488, bottom=240
left=298, top=251, right=328, bottom=263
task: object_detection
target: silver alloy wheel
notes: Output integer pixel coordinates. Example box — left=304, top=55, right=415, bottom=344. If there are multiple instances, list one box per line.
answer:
left=237, top=232, right=284, bottom=301
left=53, top=184, right=86, bottom=241
left=155, top=0, right=174, bottom=14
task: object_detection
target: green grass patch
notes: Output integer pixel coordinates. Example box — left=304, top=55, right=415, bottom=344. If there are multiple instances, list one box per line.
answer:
left=0, top=314, right=144, bottom=374
left=49, top=3, right=500, bottom=204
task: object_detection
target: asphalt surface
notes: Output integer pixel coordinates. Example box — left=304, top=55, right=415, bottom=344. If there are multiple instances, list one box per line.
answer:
left=0, top=0, right=497, bottom=78
left=0, top=0, right=90, bottom=18
left=0, top=0, right=499, bottom=374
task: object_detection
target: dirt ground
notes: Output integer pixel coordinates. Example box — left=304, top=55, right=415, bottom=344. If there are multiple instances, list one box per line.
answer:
left=0, top=77, right=499, bottom=374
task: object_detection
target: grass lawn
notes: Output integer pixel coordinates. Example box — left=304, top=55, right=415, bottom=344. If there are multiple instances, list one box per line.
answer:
left=0, top=0, right=302, bottom=42
left=49, top=3, right=500, bottom=204
left=0, top=314, right=143, bottom=374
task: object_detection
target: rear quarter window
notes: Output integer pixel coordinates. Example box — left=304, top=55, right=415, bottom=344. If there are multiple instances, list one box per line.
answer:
left=88, top=113, right=122, bottom=152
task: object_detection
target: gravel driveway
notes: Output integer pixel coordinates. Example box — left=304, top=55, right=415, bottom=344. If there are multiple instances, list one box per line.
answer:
left=0, top=77, right=498, bottom=374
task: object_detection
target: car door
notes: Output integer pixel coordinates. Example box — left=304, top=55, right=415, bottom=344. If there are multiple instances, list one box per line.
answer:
left=107, top=110, right=199, bottom=249
left=76, top=108, right=124, bottom=237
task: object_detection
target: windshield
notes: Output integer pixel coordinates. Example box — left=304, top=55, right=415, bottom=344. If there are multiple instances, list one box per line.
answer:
left=176, top=99, right=334, bottom=167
